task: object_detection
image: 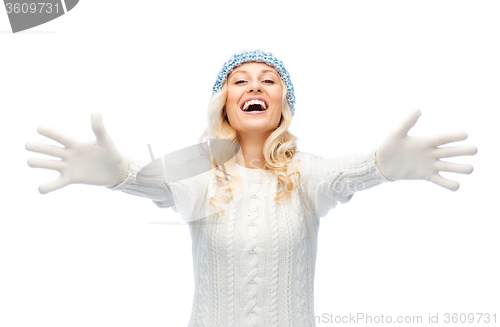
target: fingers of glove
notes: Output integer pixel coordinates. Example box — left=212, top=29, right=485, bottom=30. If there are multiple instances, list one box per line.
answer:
left=91, top=112, right=110, bottom=143
left=427, top=130, right=468, bottom=147
left=38, top=176, right=71, bottom=194
left=435, top=160, right=474, bottom=174
left=392, top=108, right=422, bottom=138
left=27, top=158, right=64, bottom=171
left=25, top=141, right=66, bottom=159
left=430, top=173, right=460, bottom=192
left=435, top=145, right=478, bottom=158
left=37, top=125, right=76, bottom=147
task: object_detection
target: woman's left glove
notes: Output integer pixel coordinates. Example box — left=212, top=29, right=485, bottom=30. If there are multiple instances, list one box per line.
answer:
left=375, top=108, right=478, bottom=191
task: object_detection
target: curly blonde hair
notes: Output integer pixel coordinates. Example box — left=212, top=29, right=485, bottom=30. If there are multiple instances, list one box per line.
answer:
left=198, top=77, right=301, bottom=217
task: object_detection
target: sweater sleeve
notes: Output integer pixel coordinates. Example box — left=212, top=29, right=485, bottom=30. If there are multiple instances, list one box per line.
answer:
left=295, top=150, right=391, bottom=218
left=106, top=156, right=210, bottom=223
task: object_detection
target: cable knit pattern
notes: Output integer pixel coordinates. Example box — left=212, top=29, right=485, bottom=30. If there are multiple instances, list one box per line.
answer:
left=268, top=186, right=279, bottom=327
left=225, top=200, right=236, bottom=327
left=240, top=185, right=263, bottom=327
left=297, top=199, right=309, bottom=326
left=108, top=150, right=390, bottom=326
left=211, top=215, right=222, bottom=327
left=282, top=201, right=293, bottom=327
left=306, top=216, right=315, bottom=325
left=197, top=221, right=209, bottom=326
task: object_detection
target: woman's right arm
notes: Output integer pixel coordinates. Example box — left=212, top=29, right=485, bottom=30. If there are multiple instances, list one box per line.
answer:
left=25, top=113, right=173, bottom=205
left=25, top=113, right=211, bottom=220
left=106, top=156, right=175, bottom=208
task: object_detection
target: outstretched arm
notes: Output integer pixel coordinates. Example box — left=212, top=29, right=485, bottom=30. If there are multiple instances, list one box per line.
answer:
left=374, top=108, right=478, bottom=191
left=25, top=113, right=205, bottom=223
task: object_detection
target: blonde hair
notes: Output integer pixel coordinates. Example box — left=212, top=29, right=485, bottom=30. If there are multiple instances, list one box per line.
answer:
left=198, top=77, right=301, bottom=217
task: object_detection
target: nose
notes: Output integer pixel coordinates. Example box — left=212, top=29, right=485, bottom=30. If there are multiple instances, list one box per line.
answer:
left=247, top=79, right=262, bottom=93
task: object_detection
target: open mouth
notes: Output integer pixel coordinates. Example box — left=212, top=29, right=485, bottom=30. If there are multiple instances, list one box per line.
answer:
left=240, top=99, right=268, bottom=113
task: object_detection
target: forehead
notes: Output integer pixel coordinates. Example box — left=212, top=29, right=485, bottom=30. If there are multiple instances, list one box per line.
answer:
left=229, top=62, right=278, bottom=76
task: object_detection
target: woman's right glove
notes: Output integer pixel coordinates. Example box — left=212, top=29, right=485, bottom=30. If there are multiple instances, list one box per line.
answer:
left=25, top=113, right=130, bottom=194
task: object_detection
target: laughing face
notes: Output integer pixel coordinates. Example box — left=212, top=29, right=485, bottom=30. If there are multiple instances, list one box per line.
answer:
left=225, top=62, right=283, bottom=138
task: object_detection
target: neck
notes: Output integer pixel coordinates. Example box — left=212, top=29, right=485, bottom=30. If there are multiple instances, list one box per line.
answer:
left=236, top=133, right=268, bottom=169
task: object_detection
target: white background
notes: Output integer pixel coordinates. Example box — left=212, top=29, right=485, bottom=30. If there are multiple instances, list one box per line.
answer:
left=1, top=1, right=499, bottom=326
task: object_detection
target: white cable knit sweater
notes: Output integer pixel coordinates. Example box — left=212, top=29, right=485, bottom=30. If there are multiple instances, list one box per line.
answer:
left=108, top=150, right=389, bottom=327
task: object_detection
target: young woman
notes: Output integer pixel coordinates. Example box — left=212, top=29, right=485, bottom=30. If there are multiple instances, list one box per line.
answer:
left=26, top=50, right=478, bottom=327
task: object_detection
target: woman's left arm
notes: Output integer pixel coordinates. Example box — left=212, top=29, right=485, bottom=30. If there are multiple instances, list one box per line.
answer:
left=374, top=108, right=478, bottom=191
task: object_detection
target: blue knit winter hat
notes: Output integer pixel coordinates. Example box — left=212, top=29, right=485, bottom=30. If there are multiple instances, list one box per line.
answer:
left=212, top=50, right=296, bottom=117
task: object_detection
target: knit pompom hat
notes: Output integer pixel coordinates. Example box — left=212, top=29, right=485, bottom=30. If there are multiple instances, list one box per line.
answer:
left=212, top=50, right=296, bottom=117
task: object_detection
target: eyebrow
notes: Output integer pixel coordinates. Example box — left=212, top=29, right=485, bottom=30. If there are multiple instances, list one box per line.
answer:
left=229, top=69, right=280, bottom=79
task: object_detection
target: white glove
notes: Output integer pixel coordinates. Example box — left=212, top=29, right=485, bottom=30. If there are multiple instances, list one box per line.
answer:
left=375, top=108, right=478, bottom=191
left=25, top=113, right=130, bottom=194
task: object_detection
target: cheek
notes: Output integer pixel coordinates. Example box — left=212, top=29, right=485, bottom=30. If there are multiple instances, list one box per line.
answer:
left=270, top=88, right=283, bottom=110
left=226, top=89, right=240, bottom=112
left=271, top=95, right=282, bottom=121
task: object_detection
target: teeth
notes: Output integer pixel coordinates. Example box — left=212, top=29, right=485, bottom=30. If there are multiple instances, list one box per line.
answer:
left=242, top=99, right=267, bottom=111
